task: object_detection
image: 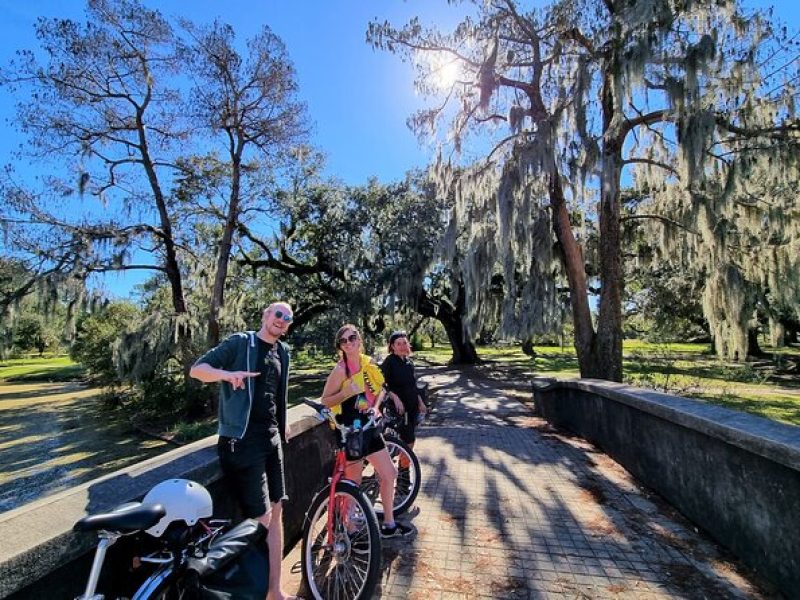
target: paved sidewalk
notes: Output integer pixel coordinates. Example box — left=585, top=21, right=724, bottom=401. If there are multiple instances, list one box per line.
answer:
left=282, top=367, right=777, bottom=599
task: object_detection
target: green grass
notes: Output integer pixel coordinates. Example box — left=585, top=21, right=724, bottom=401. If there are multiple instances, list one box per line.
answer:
left=0, top=356, right=85, bottom=382
left=692, top=388, right=800, bottom=425
left=416, top=341, right=800, bottom=426
left=621, top=340, right=713, bottom=355
left=288, top=350, right=329, bottom=405
left=168, top=418, right=218, bottom=444
left=291, top=349, right=337, bottom=371
left=289, top=376, right=325, bottom=405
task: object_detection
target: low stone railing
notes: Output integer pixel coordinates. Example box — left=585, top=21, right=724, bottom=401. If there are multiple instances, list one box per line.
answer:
left=0, top=403, right=335, bottom=599
left=532, top=377, right=800, bottom=598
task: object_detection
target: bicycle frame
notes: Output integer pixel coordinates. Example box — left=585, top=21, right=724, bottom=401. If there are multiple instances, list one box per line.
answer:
left=78, top=531, right=120, bottom=600
left=325, top=447, right=349, bottom=545
left=304, top=399, right=377, bottom=546
left=75, top=516, right=228, bottom=600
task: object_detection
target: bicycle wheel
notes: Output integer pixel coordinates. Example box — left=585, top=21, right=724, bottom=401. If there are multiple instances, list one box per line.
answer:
left=130, top=563, right=176, bottom=599
left=361, top=436, right=421, bottom=517
left=301, top=480, right=381, bottom=600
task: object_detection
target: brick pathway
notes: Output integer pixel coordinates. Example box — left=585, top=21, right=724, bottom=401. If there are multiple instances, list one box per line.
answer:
left=282, top=367, right=777, bottom=599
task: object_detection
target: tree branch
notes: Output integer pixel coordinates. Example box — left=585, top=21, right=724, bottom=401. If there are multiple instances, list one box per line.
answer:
left=622, top=157, right=679, bottom=176
left=621, top=213, right=698, bottom=234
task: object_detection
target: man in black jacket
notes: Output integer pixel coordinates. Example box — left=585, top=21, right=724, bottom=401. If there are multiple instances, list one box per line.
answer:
left=190, top=302, right=299, bottom=600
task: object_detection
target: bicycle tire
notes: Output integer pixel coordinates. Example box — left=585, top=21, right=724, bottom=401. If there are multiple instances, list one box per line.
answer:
left=361, top=436, right=421, bottom=516
left=301, top=480, right=381, bottom=600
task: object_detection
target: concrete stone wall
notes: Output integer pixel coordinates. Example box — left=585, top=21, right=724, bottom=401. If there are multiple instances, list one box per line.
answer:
left=532, top=377, right=800, bottom=598
left=0, top=403, right=335, bottom=599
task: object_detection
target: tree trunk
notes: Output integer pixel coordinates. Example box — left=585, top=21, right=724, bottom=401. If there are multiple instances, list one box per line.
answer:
left=444, top=320, right=479, bottom=364
left=137, top=109, right=187, bottom=316
left=592, top=51, right=625, bottom=382
left=137, top=106, right=197, bottom=413
left=594, top=152, right=624, bottom=382
left=548, top=166, right=600, bottom=377
left=521, top=336, right=537, bottom=357
left=747, top=328, right=765, bottom=358
left=769, top=316, right=785, bottom=348
left=208, top=156, right=242, bottom=347
left=525, top=12, right=622, bottom=382
left=413, top=282, right=479, bottom=365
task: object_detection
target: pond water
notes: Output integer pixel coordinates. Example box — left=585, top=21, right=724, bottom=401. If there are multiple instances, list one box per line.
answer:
left=0, top=381, right=168, bottom=513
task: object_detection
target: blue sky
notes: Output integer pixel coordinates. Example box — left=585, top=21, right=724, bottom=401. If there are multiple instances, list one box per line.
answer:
left=0, top=1, right=470, bottom=186
left=0, top=1, right=796, bottom=297
left=3, top=0, right=793, bottom=186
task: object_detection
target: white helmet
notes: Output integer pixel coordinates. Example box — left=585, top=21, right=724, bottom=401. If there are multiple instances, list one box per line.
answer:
left=142, top=479, right=213, bottom=537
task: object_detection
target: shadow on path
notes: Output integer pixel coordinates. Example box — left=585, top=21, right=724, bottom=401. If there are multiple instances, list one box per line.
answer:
left=281, top=366, right=782, bottom=599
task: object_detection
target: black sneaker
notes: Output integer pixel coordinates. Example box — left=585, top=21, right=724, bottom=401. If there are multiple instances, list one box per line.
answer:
left=380, top=522, right=413, bottom=538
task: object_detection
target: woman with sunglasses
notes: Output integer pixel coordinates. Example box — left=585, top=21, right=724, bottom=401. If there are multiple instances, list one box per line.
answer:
left=319, top=324, right=413, bottom=538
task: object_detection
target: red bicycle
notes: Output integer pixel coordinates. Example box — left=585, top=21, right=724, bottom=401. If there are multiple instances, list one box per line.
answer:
left=301, top=399, right=382, bottom=600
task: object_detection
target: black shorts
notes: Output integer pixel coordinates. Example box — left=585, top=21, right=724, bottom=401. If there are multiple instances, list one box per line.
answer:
left=218, top=437, right=287, bottom=519
left=343, top=426, right=386, bottom=461
left=391, top=410, right=419, bottom=444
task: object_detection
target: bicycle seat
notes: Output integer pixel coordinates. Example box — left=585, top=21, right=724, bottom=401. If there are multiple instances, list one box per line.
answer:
left=74, top=502, right=166, bottom=534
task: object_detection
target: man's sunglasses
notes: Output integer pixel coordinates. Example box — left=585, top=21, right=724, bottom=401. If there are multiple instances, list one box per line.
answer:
left=274, top=309, right=294, bottom=323
left=338, top=333, right=359, bottom=345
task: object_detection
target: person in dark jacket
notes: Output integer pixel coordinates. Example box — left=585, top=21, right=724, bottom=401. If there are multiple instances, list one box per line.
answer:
left=380, top=330, right=427, bottom=449
left=190, top=302, right=299, bottom=600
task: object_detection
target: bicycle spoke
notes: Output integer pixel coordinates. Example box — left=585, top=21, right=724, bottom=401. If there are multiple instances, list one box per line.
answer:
left=304, top=480, right=380, bottom=599
left=341, top=563, right=361, bottom=598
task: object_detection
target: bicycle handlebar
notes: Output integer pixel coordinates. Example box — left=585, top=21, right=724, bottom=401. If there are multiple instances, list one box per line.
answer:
left=303, top=398, right=378, bottom=442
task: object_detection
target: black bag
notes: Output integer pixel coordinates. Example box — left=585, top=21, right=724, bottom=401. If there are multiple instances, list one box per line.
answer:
left=184, top=519, right=269, bottom=600
left=345, top=425, right=379, bottom=461
left=345, top=427, right=366, bottom=460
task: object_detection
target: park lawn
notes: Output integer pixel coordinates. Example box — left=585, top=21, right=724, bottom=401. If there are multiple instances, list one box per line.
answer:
left=692, top=387, right=800, bottom=425
left=8, top=349, right=796, bottom=433
left=0, top=356, right=85, bottom=382
left=288, top=375, right=325, bottom=403
left=416, top=341, right=800, bottom=427
left=288, top=350, right=330, bottom=402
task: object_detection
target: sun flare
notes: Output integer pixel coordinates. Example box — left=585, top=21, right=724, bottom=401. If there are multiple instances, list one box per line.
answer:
left=418, top=51, right=464, bottom=91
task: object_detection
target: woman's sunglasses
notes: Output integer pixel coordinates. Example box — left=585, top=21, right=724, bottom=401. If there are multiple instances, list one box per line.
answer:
left=274, top=309, right=294, bottom=323
left=338, top=333, right=359, bottom=345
